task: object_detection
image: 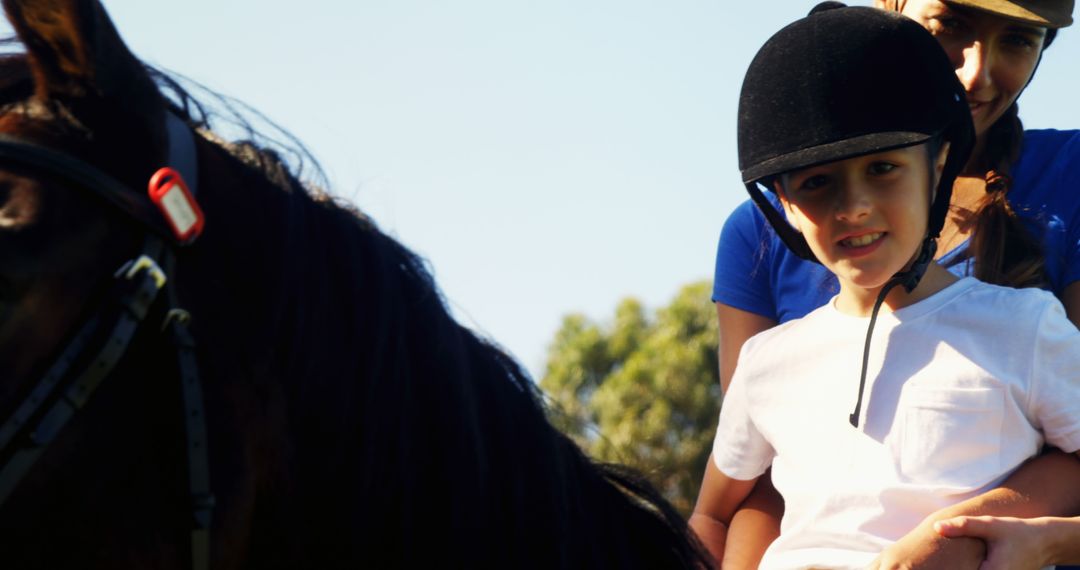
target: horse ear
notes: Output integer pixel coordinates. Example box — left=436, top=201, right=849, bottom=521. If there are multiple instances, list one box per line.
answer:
left=2, top=0, right=167, bottom=176
left=3, top=0, right=159, bottom=104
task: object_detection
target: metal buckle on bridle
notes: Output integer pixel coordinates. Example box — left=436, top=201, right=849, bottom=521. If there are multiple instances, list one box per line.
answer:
left=162, top=308, right=192, bottom=332
left=115, top=255, right=168, bottom=289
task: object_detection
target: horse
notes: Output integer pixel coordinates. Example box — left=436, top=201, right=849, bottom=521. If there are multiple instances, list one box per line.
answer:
left=0, top=0, right=712, bottom=568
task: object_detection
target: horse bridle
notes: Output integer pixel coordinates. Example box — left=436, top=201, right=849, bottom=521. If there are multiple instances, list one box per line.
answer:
left=0, top=113, right=213, bottom=570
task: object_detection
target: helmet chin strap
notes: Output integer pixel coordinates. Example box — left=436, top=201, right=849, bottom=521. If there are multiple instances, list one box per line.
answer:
left=848, top=235, right=936, bottom=428
left=849, top=136, right=949, bottom=427
left=894, top=235, right=938, bottom=294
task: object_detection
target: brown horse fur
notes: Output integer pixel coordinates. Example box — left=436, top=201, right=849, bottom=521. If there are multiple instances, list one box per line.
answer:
left=0, top=1, right=712, bottom=568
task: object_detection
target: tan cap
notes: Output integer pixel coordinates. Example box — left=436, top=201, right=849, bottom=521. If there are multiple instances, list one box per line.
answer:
left=945, top=0, right=1074, bottom=28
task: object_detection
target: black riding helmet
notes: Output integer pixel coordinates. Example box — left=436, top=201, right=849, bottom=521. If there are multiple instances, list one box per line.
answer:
left=736, top=3, right=977, bottom=428
left=738, top=2, right=975, bottom=280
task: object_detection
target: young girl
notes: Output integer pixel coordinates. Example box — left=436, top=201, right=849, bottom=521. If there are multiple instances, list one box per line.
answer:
left=689, top=4, right=1080, bottom=569
left=713, top=0, right=1080, bottom=566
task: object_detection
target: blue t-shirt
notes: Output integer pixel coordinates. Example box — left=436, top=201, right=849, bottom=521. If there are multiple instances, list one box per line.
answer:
left=712, top=129, right=1080, bottom=323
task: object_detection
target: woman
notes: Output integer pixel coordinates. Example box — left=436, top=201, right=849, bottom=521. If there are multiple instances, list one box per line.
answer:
left=709, top=0, right=1080, bottom=567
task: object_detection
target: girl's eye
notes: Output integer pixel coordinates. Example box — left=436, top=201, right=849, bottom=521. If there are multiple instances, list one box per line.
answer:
left=868, top=162, right=897, bottom=176
left=799, top=174, right=830, bottom=191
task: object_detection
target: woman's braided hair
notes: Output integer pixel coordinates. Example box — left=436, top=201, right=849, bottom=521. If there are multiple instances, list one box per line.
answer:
left=967, top=103, right=1046, bottom=288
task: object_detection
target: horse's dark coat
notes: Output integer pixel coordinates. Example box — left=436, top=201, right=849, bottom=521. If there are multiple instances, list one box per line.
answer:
left=0, top=1, right=712, bottom=568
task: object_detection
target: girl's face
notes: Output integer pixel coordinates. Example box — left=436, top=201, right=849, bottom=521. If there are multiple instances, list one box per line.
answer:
left=778, top=144, right=948, bottom=302
left=882, top=0, right=1047, bottom=137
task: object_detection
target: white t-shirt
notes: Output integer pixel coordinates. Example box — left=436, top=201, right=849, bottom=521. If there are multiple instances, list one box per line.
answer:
left=713, top=277, right=1080, bottom=570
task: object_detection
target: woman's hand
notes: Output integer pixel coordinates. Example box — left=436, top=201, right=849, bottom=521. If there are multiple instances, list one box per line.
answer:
left=934, top=516, right=1064, bottom=570
left=866, top=519, right=984, bottom=570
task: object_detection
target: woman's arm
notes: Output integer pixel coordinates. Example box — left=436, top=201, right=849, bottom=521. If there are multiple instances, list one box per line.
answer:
left=714, top=302, right=783, bottom=568
left=716, top=302, right=776, bottom=392
left=931, top=450, right=1080, bottom=570
left=869, top=449, right=1080, bottom=569
left=689, top=456, right=759, bottom=565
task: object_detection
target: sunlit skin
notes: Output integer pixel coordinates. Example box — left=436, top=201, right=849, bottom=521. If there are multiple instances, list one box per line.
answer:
left=777, top=143, right=952, bottom=316
left=880, top=0, right=1047, bottom=168
left=935, top=514, right=1080, bottom=568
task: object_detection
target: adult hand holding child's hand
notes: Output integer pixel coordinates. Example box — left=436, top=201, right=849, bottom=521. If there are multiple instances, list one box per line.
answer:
left=934, top=516, right=1057, bottom=570
left=866, top=519, right=985, bottom=570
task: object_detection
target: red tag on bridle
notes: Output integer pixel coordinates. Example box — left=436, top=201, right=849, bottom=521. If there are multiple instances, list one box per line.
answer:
left=148, top=167, right=204, bottom=243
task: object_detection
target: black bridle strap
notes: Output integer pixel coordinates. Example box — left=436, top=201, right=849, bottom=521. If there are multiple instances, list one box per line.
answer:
left=0, top=111, right=200, bottom=243
left=165, top=112, right=199, bottom=198
left=0, top=236, right=167, bottom=504
left=0, top=135, right=176, bottom=240
left=161, top=251, right=213, bottom=570
left=0, top=316, right=102, bottom=454
left=163, top=114, right=212, bottom=570
left=0, top=237, right=213, bottom=570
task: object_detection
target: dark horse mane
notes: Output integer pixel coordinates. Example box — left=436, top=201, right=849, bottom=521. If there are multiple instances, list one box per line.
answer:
left=0, top=36, right=711, bottom=568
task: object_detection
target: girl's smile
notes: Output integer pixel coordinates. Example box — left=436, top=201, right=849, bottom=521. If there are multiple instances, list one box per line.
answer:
left=838, top=231, right=887, bottom=256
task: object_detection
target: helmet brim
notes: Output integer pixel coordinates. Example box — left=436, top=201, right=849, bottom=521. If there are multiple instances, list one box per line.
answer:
left=741, top=131, right=933, bottom=184
left=945, top=0, right=1073, bottom=28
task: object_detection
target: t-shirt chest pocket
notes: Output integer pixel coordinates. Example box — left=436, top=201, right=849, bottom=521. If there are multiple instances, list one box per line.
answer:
left=897, top=386, right=1005, bottom=489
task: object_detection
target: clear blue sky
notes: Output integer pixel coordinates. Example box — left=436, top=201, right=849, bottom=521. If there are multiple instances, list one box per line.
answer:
left=62, top=2, right=1080, bottom=377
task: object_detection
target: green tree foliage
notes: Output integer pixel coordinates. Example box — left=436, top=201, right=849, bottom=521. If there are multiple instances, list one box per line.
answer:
left=540, top=281, right=721, bottom=515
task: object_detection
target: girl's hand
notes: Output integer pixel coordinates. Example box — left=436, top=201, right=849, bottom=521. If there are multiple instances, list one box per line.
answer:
left=934, top=516, right=1052, bottom=570
left=866, top=519, right=984, bottom=570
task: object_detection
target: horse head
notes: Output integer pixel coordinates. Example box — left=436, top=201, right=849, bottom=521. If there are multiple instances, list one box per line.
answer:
left=0, top=0, right=161, bottom=391
left=0, top=2, right=286, bottom=566
left=0, top=1, right=712, bottom=568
